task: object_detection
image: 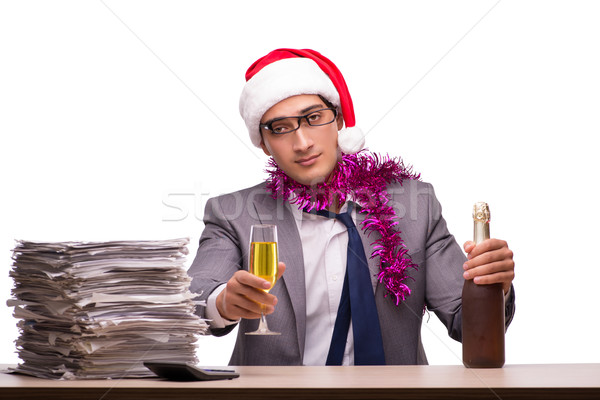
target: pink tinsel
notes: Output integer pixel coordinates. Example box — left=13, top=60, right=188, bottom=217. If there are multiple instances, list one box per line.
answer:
left=265, top=150, right=421, bottom=305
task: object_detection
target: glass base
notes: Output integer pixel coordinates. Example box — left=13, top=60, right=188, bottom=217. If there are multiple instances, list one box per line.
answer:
left=245, top=329, right=281, bottom=336
left=244, top=313, right=281, bottom=335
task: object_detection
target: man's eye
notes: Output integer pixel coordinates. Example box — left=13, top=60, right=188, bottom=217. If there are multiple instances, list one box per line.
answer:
left=273, top=126, right=288, bottom=134
left=307, top=113, right=321, bottom=122
left=271, top=123, right=293, bottom=134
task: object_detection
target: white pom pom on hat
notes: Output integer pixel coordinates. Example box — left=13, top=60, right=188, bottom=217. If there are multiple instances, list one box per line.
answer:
left=239, top=48, right=365, bottom=154
left=337, top=126, right=366, bottom=154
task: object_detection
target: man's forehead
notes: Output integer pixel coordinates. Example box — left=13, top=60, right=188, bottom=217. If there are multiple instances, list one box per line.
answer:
left=262, top=94, right=326, bottom=120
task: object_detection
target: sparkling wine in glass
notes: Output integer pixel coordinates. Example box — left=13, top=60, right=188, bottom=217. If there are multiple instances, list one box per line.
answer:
left=245, top=224, right=280, bottom=335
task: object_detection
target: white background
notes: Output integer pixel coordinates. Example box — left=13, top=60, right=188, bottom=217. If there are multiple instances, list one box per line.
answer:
left=1, top=1, right=599, bottom=366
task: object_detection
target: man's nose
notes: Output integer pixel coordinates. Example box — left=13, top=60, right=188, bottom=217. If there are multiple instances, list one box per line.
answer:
left=292, top=125, right=313, bottom=152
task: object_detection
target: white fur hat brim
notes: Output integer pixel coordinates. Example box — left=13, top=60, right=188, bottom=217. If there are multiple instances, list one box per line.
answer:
left=239, top=57, right=340, bottom=148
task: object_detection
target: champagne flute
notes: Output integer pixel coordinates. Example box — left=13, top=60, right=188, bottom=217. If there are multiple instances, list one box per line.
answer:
left=245, top=224, right=281, bottom=335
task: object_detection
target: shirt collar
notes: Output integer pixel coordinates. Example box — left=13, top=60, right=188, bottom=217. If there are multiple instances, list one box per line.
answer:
left=287, top=194, right=360, bottom=228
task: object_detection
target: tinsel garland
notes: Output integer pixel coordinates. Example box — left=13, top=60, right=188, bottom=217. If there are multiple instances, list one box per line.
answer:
left=265, top=150, right=421, bottom=305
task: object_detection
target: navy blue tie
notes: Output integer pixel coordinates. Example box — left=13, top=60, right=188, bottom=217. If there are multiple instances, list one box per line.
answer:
left=309, top=204, right=386, bottom=365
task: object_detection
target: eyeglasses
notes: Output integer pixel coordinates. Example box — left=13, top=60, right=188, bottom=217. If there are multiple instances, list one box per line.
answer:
left=260, top=108, right=337, bottom=135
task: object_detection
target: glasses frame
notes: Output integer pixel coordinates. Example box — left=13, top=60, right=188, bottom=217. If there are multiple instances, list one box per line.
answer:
left=259, top=107, right=338, bottom=135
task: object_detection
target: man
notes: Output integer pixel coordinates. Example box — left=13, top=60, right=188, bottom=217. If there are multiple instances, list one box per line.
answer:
left=188, top=48, right=515, bottom=366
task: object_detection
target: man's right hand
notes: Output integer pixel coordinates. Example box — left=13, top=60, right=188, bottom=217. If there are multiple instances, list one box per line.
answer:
left=216, top=262, right=286, bottom=321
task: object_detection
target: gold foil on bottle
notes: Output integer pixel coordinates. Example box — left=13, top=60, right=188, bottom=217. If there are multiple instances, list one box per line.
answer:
left=473, top=202, right=490, bottom=244
left=473, top=202, right=491, bottom=223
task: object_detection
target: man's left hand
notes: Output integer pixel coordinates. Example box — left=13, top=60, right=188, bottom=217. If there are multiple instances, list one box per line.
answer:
left=463, top=239, right=515, bottom=294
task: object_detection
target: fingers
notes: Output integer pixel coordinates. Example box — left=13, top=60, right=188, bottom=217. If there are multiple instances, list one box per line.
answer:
left=236, top=269, right=273, bottom=291
left=463, top=239, right=515, bottom=294
left=216, top=262, right=287, bottom=321
left=220, top=288, right=271, bottom=320
left=464, top=247, right=513, bottom=272
left=463, top=259, right=515, bottom=283
left=463, top=241, right=475, bottom=253
left=217, top=270, right=279, bottom=321
left=465, top=239, right=510, bottom=260
left=467, top=269, right=514, bottom=293
left=277, top=261, right=286, bottom=280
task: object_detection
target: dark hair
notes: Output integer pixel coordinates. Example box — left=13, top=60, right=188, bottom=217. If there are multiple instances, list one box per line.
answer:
left=318, top=95, right=336, bottom=110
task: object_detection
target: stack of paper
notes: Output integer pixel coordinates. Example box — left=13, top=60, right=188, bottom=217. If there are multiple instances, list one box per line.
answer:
left=7, top=238, right=208, bottom=379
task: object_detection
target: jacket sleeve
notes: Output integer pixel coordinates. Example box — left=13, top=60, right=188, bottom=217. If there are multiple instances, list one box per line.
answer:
left=187, top=195, right=245, bottom=336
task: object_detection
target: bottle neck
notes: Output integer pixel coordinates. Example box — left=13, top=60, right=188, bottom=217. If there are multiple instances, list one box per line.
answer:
left=473, top=220, right=490, bottom=244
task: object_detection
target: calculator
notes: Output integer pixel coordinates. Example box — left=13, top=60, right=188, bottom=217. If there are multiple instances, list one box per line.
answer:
left=143, top=361, right=240, bottom=381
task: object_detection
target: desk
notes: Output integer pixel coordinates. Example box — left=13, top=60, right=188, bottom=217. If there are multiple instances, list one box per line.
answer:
left=1, top=364, right=599, bottom=400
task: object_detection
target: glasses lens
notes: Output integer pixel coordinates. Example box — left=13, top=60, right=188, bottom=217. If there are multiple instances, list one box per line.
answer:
left=270, top=118, right=298, bottom=134
left=306, top=109, right=336, bottom=126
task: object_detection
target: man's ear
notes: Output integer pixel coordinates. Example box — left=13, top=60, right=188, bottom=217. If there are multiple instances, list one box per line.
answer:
left=260, top=140, right=272, bottom=156
left=336, top=112, right=344, bottom=130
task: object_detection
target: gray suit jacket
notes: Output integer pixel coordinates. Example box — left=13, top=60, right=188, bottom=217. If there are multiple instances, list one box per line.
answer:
left=188, top=179, right=515, bottom=365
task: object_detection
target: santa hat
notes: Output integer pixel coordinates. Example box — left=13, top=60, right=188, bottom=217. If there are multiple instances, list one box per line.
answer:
left=239, top=48, right=365, bottom=154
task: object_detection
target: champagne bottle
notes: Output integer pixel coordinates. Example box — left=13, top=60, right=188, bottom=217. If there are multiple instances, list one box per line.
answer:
left=462, top=202, right=505, bottom=368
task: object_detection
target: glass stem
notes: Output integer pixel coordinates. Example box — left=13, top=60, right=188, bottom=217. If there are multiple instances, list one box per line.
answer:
left=257, top=305, right=269, bottom=332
